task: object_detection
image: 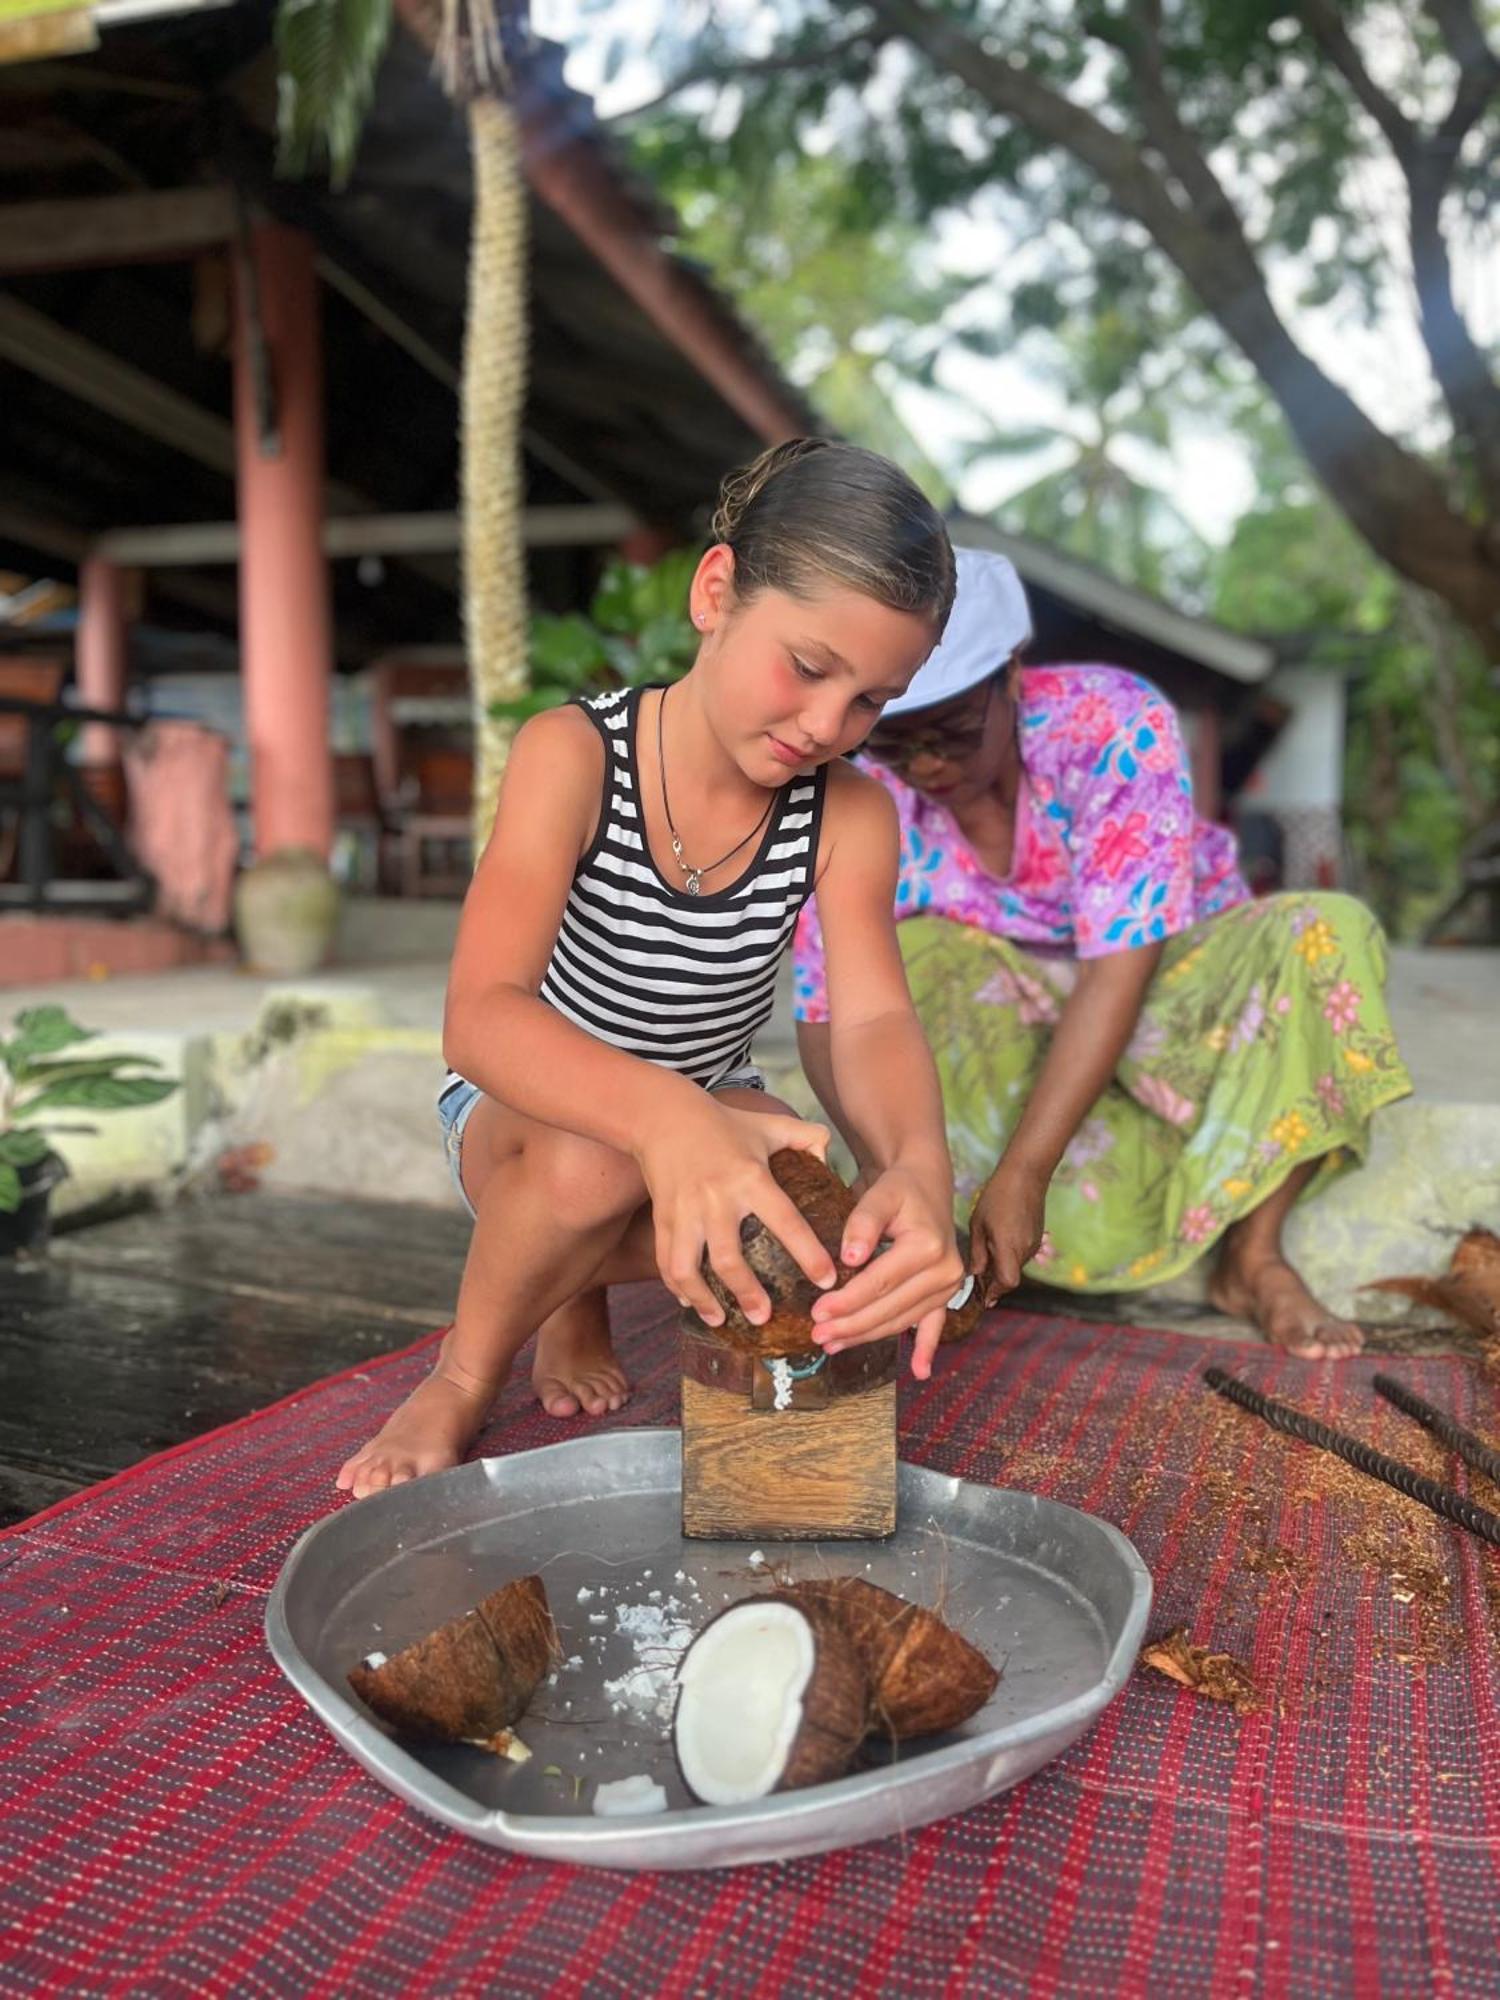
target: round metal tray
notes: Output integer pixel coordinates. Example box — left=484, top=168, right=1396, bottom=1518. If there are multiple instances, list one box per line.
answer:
left=265, top=1429, right=1151, bottom=1871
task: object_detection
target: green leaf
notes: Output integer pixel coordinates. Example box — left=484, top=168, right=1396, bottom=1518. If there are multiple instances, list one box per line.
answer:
left=12, top=1053, right=163, bottom=1088
left=4, top=1005, right=94, bottom=1068
left=0, top=1162, right=20, bottom=1214
left=528, top=614, right=610, bottom=685
left=0, top=1130, right=51, bottom=1168
left=15, top=1074, right=180, bottom=1119
left=275, top=0, right=395, bottom=188
left=487, top=689, right=572, bottom=723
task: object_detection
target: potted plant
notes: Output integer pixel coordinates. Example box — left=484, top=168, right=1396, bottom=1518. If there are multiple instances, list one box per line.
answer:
left=490, top=549, right=700, bottom=722
left=0, top=1004, right=180, bottom=1256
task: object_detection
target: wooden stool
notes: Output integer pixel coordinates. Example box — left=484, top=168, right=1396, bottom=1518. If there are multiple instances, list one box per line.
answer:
left=680, top=1321, right=898, bottom=1541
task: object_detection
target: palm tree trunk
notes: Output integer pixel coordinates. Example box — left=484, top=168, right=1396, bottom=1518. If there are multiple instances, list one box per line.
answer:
left=462, top=92, right=529, bottom=854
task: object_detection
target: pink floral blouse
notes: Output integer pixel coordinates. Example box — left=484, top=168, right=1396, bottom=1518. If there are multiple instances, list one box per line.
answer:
left=793, top=664, right=1249, bottom=1023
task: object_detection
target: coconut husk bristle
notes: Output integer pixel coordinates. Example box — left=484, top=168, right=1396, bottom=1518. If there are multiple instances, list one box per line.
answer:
left=789, top=1577, right=998, bottom=1739
left=688, top=1149, right=859, bottom=1357
left=348, top=1575, right=558, bottom=1750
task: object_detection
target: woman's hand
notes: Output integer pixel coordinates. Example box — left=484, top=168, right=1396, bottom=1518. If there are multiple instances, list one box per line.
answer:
left=639, top=1105, right=837, bottom=1328
left=968, top=1159, right=1049, bottom=1306
left=809, top=1163, right=965, bottom=1381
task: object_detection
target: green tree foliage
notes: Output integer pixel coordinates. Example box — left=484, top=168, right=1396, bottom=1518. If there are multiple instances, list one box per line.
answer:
left=961, top=314, right=1213, bottom=601
left=631, top=132, right=977, bottom=499
left=614, top=0, right=1500, bottom=661
left=1213, top=405, right=1500, bottom=935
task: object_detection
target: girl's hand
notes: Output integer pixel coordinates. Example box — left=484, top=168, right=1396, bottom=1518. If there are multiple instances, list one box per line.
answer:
left=969, top=1160, right=1049, bottom=1306
left=640, top=1106, right=837, bottom=1328
left=808, top=1164, right=964, bottom=1381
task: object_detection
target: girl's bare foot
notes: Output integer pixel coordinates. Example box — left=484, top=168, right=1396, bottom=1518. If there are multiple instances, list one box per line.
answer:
left=336, top=1351, right=497, bottom=1498
left=532, top=1288, right=632, bottom=1418
left=1210, top=1252, right=1365, bottom=1359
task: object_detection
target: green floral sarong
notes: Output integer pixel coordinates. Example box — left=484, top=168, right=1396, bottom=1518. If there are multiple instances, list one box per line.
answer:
left=901, top=891, right=1413, bottom=1292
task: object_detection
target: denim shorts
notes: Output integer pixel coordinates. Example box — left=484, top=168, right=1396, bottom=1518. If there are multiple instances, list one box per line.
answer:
left=437, top=1064, right=767, bottom=1219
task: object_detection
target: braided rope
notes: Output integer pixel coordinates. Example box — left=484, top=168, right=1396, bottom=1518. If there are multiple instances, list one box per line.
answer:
left=462, top=92, right=529, bottom=855
left=1373, top=1373, right=1500, bottom=1489
left=1202, top=1366, right=1500, bottom=1551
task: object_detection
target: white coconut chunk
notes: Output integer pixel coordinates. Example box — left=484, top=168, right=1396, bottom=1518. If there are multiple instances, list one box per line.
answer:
left=674, top=1602, right=816, bottom=1806
left=362, top=1651, right=388, bottom=1670
left=592, top=1774, right=668, bottom=1816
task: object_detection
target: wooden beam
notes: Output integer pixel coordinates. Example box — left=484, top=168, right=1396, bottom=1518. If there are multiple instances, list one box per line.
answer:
left=0, top=293, right=238, bottom=476
left=93, top=503, right=638, bottom=566
left=0, top=299, right=459, bottom=594
left=0, top=186, right=236, bottom=275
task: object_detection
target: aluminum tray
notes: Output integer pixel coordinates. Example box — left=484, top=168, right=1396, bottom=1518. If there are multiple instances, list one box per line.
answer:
left=266, top=1430, right=1151, bottom=1871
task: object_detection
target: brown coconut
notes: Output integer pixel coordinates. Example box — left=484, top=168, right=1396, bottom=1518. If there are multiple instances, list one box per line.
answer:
left=789, top=1577, right=998, bottom=1739
left=673, top=1593, right=870, bottom=1805
left=689, top=1149, right=859, bottom=1357
left=347, top=1574, right=558, bottom=1750
left=690, top=1150, right=981, bottom=1356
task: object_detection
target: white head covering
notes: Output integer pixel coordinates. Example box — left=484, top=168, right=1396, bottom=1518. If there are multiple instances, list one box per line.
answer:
left=883, top=545, right=1033, bottom=717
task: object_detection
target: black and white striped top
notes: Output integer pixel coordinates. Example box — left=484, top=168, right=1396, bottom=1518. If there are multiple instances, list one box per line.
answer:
left=448, top=684, right=826, bottom=1096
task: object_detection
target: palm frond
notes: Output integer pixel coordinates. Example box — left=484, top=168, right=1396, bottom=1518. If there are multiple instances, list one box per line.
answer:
left=275, top=0, right=394, bottom=188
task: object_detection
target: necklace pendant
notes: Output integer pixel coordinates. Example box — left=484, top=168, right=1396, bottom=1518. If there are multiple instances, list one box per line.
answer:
left=684, top=870, right=702, bottom=896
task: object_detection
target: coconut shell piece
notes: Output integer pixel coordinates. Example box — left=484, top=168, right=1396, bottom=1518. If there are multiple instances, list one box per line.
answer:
left=790, top=1577, right=999, bottom=1739
left=1361, top=1227, right=1500, bottom=1342
left=770, top=1596, right=872, bottom=1791
left=939, top=1261, right=986, bottom=1346
left=673, top=1594, right=870, bottom=1804
left=347, top=1575, right=558, bottom=1749
left=1140, top=1626, right=1259, bottom=1715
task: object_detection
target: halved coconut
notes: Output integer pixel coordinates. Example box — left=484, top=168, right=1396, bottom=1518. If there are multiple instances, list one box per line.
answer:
left=790, top=1577, right=998, bottom=1740
left=673, top=1596, right=868, bottom=1805
left=347, top=1574, right=558, bottom=1750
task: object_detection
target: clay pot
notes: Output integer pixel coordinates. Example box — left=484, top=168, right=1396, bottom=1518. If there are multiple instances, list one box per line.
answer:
left=233, top=847, right=340, bottom=977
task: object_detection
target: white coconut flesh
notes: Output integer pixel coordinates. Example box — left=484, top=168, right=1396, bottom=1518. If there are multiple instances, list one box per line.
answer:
left=674, top=1602, right=817, bottom=1806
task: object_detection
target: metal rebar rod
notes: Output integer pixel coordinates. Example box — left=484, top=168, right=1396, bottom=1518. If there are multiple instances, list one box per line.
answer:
left=1201, top=1366, right=1500, bottom=1552
left=1372, top=1373, right=1500, bottom=1489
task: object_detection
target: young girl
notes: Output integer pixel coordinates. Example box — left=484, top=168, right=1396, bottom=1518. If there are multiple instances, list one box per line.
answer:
left=338, top=439, right=967, bottom=1497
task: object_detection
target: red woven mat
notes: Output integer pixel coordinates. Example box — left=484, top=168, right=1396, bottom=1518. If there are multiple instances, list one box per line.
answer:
left=3, top=1288, right=1499, bottom=1998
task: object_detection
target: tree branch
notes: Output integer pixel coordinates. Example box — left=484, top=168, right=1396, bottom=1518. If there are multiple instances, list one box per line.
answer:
left=1422, top=0, right=1500, bottom=77
left=607, top=28, right=880, bottom=123
left=1296, top=1, right=1500, bottom=512
left=1106, top=5, right=1250, bottom=236
left=869, top=0, right=1500, bottom=653
left=1294, top=0, right=1417, bottom=160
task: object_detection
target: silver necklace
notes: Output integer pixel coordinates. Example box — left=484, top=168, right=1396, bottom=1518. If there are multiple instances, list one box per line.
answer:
left=656, top=687, right=775, bottom=896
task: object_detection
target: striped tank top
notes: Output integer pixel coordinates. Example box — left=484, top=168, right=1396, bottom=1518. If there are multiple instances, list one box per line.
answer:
left=450, top=685, right=827, bottom=1097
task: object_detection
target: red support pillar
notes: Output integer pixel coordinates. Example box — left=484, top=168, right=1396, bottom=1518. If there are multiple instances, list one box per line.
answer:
left=232, top=222, right=335, bottom=860
left=76, top=555, right=131, bottom=767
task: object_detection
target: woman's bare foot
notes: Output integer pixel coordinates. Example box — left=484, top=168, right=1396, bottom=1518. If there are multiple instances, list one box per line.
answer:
left=532, top=1288, right=631, bottom=1418
left=1210, top=1252, right=1365, bottom=1358
left=336, top=1349, right=497, bottom=1498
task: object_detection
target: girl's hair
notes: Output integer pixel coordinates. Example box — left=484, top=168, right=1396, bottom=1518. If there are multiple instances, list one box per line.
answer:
left=711, top=438, right=956, bottom=633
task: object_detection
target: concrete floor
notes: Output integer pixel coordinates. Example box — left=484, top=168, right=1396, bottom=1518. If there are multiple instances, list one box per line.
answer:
left=5, top=902, right=1495, bottom=1342
left=2, top=918, right=1492, bottom=1103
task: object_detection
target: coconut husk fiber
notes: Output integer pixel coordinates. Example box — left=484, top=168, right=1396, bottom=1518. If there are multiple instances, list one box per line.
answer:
left=347, top=1575, right=557, bottom=1749
left=788, top=1577, right=999, bottom=1739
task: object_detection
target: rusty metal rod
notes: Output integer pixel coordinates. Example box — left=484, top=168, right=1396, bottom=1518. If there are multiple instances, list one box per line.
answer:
left=1372, top=1374, right=1500, bottom=1489
left=1202, top=1366, right=1500, bottom=1552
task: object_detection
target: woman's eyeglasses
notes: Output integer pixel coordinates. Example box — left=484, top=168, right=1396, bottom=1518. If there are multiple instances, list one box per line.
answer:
left=864, top=679, right=995, bottom=769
